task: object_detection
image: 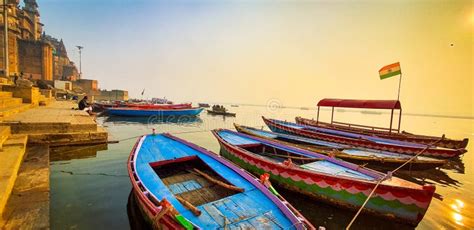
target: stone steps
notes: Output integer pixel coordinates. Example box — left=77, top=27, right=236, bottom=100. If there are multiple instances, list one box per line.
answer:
left=0, top=135, right=28, bottom=215
left=0, top=126, right=11, bottom=150
left=0, top=104, right=32, bottom=120
left=0, top=92, right=13, bottom=99
left=0, top=98, right=23, bottom=109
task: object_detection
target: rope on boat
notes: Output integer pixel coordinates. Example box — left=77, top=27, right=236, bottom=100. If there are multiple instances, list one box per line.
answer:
left=345, top=137, right=445, bottom=229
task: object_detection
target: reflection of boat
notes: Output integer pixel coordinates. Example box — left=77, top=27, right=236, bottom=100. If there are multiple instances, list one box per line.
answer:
left=106, top=107, right=203, bottom=117
left=234, top=124, right=446, bottom=170
left=127, top=133, right=313, bottom=229
left=265, top=117, right=466, bottom=159
left=207, top=110, right=236, bottom=117
left=50, top=144, right=108, bottom=162
left=104, top=115, right=203, bottom=125
left=212, top=129, right=436, bottom=226
left=302, top=98, right=469, bottom=149
left=198, top=103, right=210, bottom=108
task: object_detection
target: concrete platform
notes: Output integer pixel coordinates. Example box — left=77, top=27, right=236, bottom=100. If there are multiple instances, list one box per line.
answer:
left=2, top=101, right=108, bottom=146
left=0, top=145, right=49, bottom=229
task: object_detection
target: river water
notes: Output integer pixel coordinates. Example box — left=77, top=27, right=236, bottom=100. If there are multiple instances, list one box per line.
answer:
left=50, top=105, right=473, bottom=229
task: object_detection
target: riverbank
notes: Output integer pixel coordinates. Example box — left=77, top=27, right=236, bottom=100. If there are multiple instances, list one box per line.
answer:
left=0, top=95, right=108, bottom=227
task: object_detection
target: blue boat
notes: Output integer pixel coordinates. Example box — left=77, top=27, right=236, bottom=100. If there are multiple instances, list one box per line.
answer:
left=128, top=133, right=314, bottom=229
left=107, top=107, right=203, bottom=117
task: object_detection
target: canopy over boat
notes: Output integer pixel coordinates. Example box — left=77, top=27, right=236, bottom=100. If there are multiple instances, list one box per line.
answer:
left=316, top=98, right=402, bottom=133
left=318, top=98, right=401, bottom=110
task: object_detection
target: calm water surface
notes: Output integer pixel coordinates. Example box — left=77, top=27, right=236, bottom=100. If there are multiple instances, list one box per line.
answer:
left=50, top=106, right=474, bottom=229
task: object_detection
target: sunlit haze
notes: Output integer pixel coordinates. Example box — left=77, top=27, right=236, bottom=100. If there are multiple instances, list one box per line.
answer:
left=38, top=0, right=473, bottom=116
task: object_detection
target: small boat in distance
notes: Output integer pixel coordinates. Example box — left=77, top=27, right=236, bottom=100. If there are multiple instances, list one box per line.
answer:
left=198, top=103, right=210, bottom=108
left=264, top=117, right=466, bottom=159
left=212, top=129, right=436, bottom=226
left=231, top=104, right=239, bottom=107
left=128, top=133, right=314, bottom=229
left=107, top=107, right=203, bottom=117
left=234, top=124, right=446, bottom=170
left=207, top=105, right=236, bottom=117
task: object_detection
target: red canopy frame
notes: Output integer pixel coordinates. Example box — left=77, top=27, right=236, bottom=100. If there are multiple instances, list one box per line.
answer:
left=316, top=98, right=402, bottom=133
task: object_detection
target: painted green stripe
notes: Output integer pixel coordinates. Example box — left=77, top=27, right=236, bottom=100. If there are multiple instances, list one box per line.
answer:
left=379, top=70, right=401, bottom=79
left=220, top=149, right=423, bottom=218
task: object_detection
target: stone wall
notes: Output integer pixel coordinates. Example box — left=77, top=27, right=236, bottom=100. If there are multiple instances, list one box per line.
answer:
left=17, top=40, right=53, bottom=81
left=94, top=90, right=129, bottom=101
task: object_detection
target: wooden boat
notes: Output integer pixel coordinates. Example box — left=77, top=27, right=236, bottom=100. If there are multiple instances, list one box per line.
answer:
left=198, top=103, right=210, bottom=108
left=296, top=117, right=468, bottom=150
left=127, top=103, right=192, bottom=110
left=107, top=107, right=203, bottom=117
left=212, top=129, right=436, bottom=226
left=263, top=117, right=466, bottom=159
left=128, top=133, right=314, bottom=229
left=234, top=124, right=446, bottom=170
left=308, top=98, right=468, bottom=149
left=207, top=110, right=236, bottom=117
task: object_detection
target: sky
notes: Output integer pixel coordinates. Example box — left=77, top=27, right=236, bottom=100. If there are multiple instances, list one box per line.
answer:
left=37, top=0, right=473, bottom=116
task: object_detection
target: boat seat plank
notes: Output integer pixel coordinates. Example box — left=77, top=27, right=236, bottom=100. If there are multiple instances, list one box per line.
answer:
left=168, top=180, right=203, bottom=195
left=301, top=161, right=376, bottom=181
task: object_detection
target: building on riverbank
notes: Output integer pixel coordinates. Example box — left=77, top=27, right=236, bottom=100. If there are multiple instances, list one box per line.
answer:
left=0, top=0, right=79, bottom=81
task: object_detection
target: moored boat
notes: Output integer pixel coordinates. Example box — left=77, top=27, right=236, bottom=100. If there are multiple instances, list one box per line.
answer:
left=127, top=103, right=192, bottom=110
left=198, top=103, right=210, bottom=108
left=234, top=124, right=446, bottom=170
left=212, top=129, right=436, bottom=226
left=264, top=117, right=466, bottom=159
left=128, top=133, right=314, bottom=229
left=308, top=98, right=468, bottom=149
left=207, top=110, right=236, bottom=117
left=296, top=117, right=468, bottom=150
left=107, top=107, right=203, bottom=117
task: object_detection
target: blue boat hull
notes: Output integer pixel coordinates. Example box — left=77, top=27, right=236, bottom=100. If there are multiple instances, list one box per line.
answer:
left=128, top=134, right=310, bottom=229
left=107, top=107, right=203, bottom=117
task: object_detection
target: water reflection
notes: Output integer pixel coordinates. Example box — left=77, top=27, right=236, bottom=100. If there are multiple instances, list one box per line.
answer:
left=127, top=190, right=151, bottom=230
left=50, top=144, right=108, bottom=162
left=450, top=199, right=465, bottom=226
left=441, top=157, right=465, bottom=174
left=104, top=115, right=203, bottom=125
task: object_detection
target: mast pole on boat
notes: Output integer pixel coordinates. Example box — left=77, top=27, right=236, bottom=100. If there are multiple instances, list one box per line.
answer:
left=397, top=73, right=402, bottom=101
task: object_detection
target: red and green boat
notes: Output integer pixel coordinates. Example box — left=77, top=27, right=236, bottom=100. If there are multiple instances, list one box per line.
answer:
left=212, top=129, right=436, bottom=226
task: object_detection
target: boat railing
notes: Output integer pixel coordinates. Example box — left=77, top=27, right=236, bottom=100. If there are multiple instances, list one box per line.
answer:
left=332, top=121, right=400, bottom=133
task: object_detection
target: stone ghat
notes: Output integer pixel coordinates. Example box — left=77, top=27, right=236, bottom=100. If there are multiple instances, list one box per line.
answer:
left=2, top=100, right=108, bottom=146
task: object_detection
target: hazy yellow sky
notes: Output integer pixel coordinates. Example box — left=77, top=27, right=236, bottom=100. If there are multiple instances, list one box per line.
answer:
left=40, top=0, right=473, bottom=116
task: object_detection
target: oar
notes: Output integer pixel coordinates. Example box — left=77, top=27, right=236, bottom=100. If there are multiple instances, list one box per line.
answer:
left=175, top=196, right=201, bottom=216
left=190, top=168, right=245, bottom=193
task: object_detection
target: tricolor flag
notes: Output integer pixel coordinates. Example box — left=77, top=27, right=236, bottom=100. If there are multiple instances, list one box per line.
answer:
left=379, top=62, right=401, bottom=80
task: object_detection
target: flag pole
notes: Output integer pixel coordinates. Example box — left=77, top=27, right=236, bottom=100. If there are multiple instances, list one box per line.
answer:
left=397, top=73, right=402, bottom=101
